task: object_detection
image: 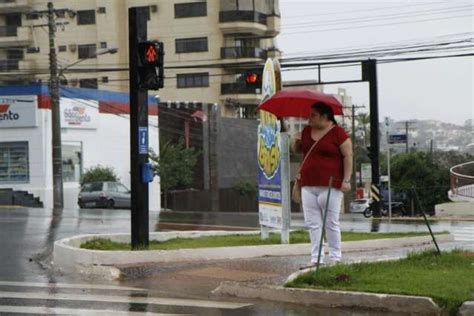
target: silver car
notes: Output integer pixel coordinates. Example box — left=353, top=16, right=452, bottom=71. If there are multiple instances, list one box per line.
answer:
left=78, top=181, right=131, bottom=209
left=349, top=198, right=370, bottom=213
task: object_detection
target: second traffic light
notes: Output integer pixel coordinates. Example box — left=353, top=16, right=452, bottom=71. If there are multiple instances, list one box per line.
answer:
left=244, top=71, right=262, bottom=88
left=138, top=41, right=164, bottom=90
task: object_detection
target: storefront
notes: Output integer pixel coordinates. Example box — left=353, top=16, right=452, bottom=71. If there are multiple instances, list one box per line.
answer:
left=0, top=84, right=160, bottom=210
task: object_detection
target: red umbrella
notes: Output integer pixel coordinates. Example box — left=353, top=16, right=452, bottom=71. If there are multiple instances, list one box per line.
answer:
left=258, top=89, right=344, bottom=118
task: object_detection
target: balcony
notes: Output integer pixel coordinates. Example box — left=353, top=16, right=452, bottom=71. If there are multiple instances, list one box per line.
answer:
left=220, top=82, right=261, bottom=104
left=0, top=59, right=18, bottom=71
left=221, top=47, right=267, bottom=60
left=266, top=15, right=281, bottom=37
left=0, top=59, right=35, bottom=80
left=219, top=10, right=268, bottom=36
left=0, top=0, right=32, bottom=13
left=0, top=26, right=32, bottom=48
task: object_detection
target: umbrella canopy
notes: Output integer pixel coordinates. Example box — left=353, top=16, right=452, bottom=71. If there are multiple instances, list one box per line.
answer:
left=258, top=89, right=344, bottom=118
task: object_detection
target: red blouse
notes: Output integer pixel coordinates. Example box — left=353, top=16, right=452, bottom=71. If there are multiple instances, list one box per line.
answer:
left=299, top=125, right=349, bottom=189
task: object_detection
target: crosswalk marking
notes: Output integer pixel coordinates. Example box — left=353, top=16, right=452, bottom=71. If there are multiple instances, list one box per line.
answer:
left=0, top=281, right=144, bottom=291
left=0, top=291, right=252, bottom=310
left=453, top=227, right=474, bottom=241
left=0, top=306, right=191, bottom=316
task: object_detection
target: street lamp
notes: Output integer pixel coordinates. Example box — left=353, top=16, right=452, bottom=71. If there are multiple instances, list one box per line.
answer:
left=49, top=47, right=118, bottom=209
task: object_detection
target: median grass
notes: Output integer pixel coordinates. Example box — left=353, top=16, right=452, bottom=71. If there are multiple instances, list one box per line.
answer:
left=80, top=230, right=445, bottom=251
left=286, top=250, right=474, bottom=315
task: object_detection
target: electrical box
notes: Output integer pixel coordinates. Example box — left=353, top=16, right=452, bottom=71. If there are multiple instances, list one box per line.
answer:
left=141, top=163, right=154, bottom=183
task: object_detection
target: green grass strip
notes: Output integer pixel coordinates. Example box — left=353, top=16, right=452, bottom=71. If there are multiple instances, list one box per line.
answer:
left=286, top=250, right=474, bottom=315
left=81, top=230, right=445, bottom=251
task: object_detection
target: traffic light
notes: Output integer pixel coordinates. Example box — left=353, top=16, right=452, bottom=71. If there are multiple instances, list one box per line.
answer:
left=244, top=71, right=262, bottom=88
left=138, top=41, right=164, bottom=90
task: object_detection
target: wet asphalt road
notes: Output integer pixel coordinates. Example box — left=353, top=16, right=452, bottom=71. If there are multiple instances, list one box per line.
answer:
left=0, top=207, right=472, bottom=315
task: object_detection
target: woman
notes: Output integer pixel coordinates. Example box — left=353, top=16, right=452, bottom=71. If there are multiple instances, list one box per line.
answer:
left=292, top=102, right=352, bottom=267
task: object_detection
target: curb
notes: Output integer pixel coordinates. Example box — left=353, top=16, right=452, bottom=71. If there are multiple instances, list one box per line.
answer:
left=459, top=301, right=474, bottom=316
left=53, top=231, right=454, bottom=279
left=212, top=282, right=442, bottom=315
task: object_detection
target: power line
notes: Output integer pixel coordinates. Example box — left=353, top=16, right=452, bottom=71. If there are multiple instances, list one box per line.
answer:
left=280, top=14, right=473, bottom=36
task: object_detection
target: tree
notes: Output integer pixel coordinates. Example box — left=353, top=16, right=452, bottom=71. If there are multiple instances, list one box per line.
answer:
left=149, top=139, right=199, bottom=210
left=386, top=151, right=474, bottom=213
left=81, top=165, right=119, bottom=185
left=356, top=112, right=370, bottom=147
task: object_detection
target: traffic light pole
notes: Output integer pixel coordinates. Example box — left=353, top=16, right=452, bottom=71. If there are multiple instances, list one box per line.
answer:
left=363, top=60, right=381, bottom=217
left=129, top=7, right=149, bottom=249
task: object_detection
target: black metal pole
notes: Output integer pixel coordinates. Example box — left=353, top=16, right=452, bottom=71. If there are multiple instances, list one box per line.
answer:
left=363, top=60, right=381, bottom=217
left=129, top=7, right=149, bottom=249
left=48, top=2, right=64, bottom=210
left=412, top=187, right=441, bottom=255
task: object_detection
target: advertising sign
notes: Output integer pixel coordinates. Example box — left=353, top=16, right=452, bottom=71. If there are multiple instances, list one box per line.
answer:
left=0, top=95, right=37, bottom=128
left=258, top=110, right=282, bottom=228
left=258, top=59, right=283, bottom=229
left=61, top=98, right=98, bottom=129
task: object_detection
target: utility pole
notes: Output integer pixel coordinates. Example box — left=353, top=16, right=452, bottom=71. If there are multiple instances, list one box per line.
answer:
left=349, top=104, right=365, bottom=199
left=405, top=121, right=409, bottom=153
left=208, top=103, right=219, bottom=212
left=47, top=2, right=63, bottom=210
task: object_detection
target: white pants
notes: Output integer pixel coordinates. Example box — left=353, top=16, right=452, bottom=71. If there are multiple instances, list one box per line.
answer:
left=302, top=186, right=343, bottom=264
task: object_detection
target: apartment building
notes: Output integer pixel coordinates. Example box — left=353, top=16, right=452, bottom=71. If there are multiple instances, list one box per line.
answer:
left=0, top=0, right=280, bottom=118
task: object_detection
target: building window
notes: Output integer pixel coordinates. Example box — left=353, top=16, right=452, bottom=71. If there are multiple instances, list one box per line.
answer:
left=100, top=41, right=107, bottom=49
left=62, top=142, right=82, bottom=182
left=26, top=47, right=40, bottom=54
left=58, top=45, right=67, bottom=52
left=175, top=2, right=207, bottom=18
left=177, top=73, right=209, bottom=88
left=78, top=44, right=97, bottom=59
left=79, top=78, right=98, bottom=89
left=26, top=13, right=39, bottom=20
left=0, top=142, right=29, bottom=183
left=77, top=10, right=96, bottom=25
left=175, top=37, right=208, bottom=53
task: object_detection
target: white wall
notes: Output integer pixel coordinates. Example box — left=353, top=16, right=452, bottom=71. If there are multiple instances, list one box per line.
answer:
left=0, top=96, right=161, bottom=211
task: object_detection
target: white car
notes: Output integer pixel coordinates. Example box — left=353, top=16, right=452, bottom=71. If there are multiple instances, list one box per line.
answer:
left=349, top=198, right=370, bottom=213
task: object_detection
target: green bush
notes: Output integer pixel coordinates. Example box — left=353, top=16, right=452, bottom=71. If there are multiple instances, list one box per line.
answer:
left=81, top=165, right=119, bottom=185
left=234, top=181, right=257, bottom=196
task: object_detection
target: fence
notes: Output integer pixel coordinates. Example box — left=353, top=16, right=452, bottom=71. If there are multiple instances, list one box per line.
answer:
left=450, top=161, right=474, bottom=200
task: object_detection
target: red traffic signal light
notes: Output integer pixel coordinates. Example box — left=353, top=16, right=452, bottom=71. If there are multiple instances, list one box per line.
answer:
left=145, top=45, right=158, bottom=63
left=246, top=73, right=259, bottom=84
left=137, top=41, right=164, bottom=90
left=138, top=41, right=164, bottom=67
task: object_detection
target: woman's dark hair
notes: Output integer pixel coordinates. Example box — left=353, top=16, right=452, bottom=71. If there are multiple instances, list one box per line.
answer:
left=311, top=102, right=337, bottom=125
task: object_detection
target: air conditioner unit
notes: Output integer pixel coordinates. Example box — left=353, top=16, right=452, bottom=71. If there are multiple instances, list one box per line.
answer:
left=68, top=44, right=77, bottom=52
left=150, top=5, right=158, bottom=13
left=97, top=7, right=106, bottom=14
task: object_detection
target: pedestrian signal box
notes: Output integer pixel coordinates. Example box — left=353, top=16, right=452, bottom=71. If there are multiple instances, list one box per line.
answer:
left=138, top=41, right=164, bottom=90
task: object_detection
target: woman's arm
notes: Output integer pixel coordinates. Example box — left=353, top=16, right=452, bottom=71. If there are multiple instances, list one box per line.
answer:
left=290, top=132, right=302, bottom=153
left=340, top=138, right=353, bottom=192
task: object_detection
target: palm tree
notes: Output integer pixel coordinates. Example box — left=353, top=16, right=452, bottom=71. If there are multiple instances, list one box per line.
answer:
left=356, top=112, right=370, bottom=147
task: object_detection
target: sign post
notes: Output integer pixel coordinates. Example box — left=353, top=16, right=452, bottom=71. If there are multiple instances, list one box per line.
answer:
left=257, top=58, right=290, bottom=244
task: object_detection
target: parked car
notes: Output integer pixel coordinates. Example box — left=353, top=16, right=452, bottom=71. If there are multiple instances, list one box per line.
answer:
left=78, top=181, right=131, bottom=209
left=349, top=198, right=370, bottom=213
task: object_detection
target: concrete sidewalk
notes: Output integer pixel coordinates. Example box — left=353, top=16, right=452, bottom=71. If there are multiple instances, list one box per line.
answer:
left=117, top=238, right=473, bottom=315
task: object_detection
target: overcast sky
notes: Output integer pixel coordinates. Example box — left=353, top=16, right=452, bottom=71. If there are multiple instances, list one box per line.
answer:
left=278, top=0, right=473, bottom=126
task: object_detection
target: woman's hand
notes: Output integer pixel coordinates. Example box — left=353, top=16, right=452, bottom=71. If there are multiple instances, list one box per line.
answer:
left=290, top=132, right=302, bottom=153
left=341, top=181, right=351, bottom=193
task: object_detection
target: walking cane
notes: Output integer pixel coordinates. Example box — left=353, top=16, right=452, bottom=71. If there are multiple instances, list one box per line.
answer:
left=316, top=176, right=333, bottom=273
